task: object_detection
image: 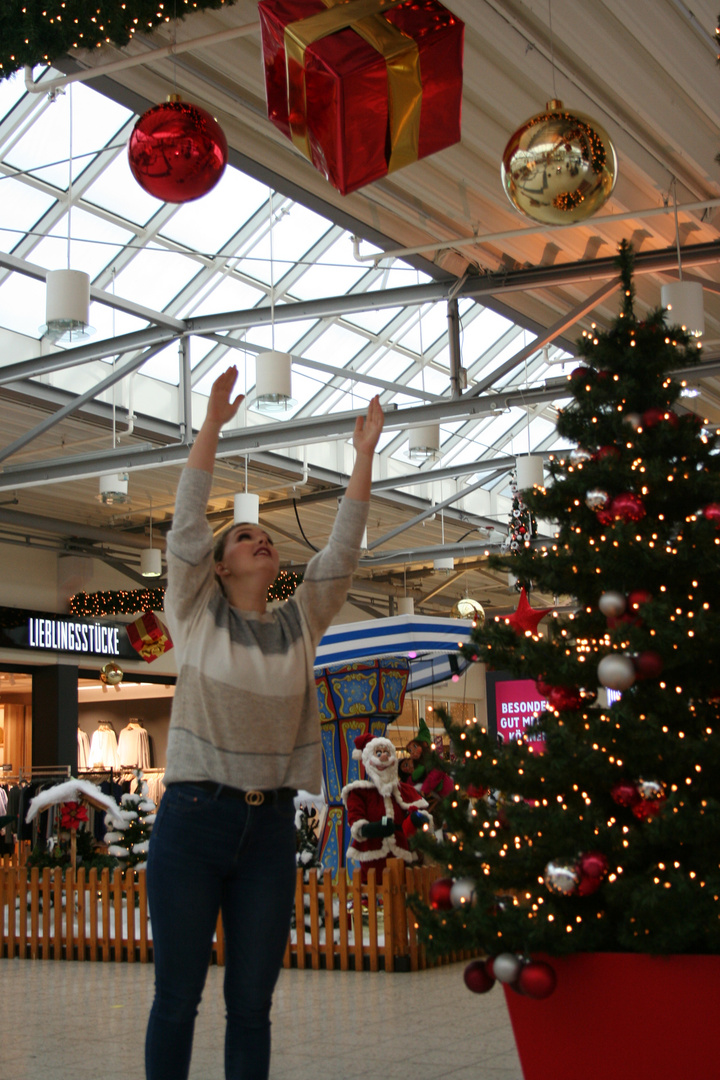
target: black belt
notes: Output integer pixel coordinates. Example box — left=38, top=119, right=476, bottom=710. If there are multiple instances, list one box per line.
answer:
left=192, top=781, right=296, bottom=806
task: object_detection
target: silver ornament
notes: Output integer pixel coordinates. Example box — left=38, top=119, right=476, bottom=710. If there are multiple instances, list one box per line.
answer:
left=570, top=447, right=592, bottom=463
left=598, top=591, right=626, bottom=618
left=597, top=654, right=636, bottom=691
left=637, top=780, right=664, bottom=801
left=585, top=489, right=609, bottom=511
left=450, top=878, right=477, bottom=908
left=492, top=952, right=523, bottom=983
left=622, top=412, right=642, bottom=431
left=544, top=858, right=580, bottom=895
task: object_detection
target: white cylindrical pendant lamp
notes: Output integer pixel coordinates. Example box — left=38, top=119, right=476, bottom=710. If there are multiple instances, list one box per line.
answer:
left=661, top=281, right=704, bottom=337
left=234, top=492, right=260, bottom=524
left=44, top=269, right=93, bottom=341
left=397, top=596, right=415, bottom=615
left=140, top=548, right=162, bottom=578
left=252, top=351, right=296, bottom=412
left=98, top=473, right=129, bottom=505
left=433, top=555, right=454, bottom=574
left=407, top=424, right=440, bottom=461
left=515, top=454, right=544, bottom=490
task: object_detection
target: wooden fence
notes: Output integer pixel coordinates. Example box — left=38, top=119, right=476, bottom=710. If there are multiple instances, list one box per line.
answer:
left=0, top=857, right=480, bottom=972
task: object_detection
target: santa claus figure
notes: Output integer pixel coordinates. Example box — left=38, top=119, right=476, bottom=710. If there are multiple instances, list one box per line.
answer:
left=342, top=734, right=432, bottom=883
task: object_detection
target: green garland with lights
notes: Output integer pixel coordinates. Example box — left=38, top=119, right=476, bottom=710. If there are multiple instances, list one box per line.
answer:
left=0, top=0, right=237, bottom=82
left=69, top=570, right=303, bottom=617
left=413, top=240, right=720, bottom=959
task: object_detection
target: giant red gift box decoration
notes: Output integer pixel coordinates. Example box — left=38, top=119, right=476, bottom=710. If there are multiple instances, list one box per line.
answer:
left=259, top=0, right=464, bottom=195
left=126, top=610, right=173, bottom=664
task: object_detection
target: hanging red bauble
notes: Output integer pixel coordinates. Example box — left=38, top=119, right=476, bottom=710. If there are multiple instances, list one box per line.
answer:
left=594, top=444, right=621, bottom=462
left=633, top=650, right=663, bottom=680
left=517, top=960, right=557, bottom=998
left=641, top=407, right=665, bottom=428
left=429, top=877, right=455, bottom=910
left=576, top=850, right=609, bottom=895
left=632, top=780, right=666, bottom=820
left=610, top=492, right=646, bottom=522
left=466, top=783, right=488, bottom=799
left=128, top=96, right=228, bottom=203
left=627, top=589, right=653, bottom=613
left=702, top=503, right=720, bottom=527
left=546, top=685, right=583, bottom=711
left=570, top=366, right=592, bottom=383
left=610, top=780, right=641, bottom=808
left=463, top=960, right=496, bottom=994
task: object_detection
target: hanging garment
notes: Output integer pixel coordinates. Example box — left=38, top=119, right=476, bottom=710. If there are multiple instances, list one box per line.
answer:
left=88, top=724, right=119, bottom=770
left=77, top=729, right=90, bottom=770
left=117, top=721, right=151, bottom=769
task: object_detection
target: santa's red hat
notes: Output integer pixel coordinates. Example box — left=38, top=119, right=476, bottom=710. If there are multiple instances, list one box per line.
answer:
left=352, top=733, right=375, bottom=760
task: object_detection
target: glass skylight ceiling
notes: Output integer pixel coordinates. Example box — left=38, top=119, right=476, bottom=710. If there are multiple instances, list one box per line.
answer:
left=0, top=67, right=572, bottom=481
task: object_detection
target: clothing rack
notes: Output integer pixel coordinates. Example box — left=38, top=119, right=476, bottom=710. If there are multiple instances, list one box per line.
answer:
left=1, top=765, right=73, bottom=785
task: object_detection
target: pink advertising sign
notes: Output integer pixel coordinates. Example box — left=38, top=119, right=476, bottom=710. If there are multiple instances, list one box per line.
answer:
left=492, top=677, right=546, bottom=752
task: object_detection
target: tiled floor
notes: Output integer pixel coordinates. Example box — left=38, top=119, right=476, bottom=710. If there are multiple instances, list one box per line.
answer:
left=0, top=958, right=523, bottom=1079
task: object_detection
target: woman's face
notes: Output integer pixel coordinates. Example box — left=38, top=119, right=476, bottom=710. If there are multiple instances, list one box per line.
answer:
left=215, top=524, right=280, bottom=585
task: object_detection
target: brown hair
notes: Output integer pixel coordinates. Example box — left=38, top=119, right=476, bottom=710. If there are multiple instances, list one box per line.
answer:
left=212, top=523, right=276, bottom=594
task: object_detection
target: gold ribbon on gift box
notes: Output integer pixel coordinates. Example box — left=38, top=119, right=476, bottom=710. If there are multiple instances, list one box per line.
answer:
left=139, top=635, right=169, bottom=660
left=284, top=0, right=421, bottom=174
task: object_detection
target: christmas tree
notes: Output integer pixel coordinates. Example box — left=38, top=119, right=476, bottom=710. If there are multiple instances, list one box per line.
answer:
left=104, top=773, right=156, bottom=871
left=416, top=242, right=720, bottom=978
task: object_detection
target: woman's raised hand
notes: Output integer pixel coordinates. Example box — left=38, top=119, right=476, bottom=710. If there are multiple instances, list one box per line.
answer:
left=353, top=395, right=385, bottom=458
left=207, top=366, right=245, bottom=427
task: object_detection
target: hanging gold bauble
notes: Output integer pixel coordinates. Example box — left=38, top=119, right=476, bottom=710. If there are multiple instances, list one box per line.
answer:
left=501, top=100, right=617, bottom=225
left=100, top=661, right=124, bottom=686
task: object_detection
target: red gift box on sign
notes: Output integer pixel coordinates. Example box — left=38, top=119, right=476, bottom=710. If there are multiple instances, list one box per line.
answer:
left=259, top=0, right=464, bottom=195
left=126, top=611, right=173, bottom=664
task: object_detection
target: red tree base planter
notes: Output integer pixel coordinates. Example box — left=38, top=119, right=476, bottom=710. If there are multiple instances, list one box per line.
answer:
left=503, top=952, right=720, bottom=1080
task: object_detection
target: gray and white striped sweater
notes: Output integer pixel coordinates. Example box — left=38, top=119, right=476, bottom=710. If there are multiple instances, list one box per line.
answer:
left=163, top=467, right=368, bottom=793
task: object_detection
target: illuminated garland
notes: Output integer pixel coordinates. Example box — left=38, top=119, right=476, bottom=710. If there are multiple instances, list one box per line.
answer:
left=0, top=0, right=236, bottom=81
left=69, top=570, right=303, bottom=617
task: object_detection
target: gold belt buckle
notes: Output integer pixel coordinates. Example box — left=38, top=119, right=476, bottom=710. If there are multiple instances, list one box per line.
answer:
left=245, top=790, right=265, bottom=806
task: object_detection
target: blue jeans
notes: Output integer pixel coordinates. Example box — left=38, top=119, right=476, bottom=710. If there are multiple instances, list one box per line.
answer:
left=145, top=783, right=297, bottom=1080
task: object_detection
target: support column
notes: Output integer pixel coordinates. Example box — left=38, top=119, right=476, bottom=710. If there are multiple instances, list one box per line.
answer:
left=32, top=665, right=78, bottom=773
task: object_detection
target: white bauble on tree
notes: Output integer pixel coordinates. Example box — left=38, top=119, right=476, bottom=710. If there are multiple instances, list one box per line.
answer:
left=450, top=878, right=477, bottom=908
left=598, top=591, right=626, bottom=618
left=492, top=952, right=523, bottom=983
left=598, top=654, right=636, bottom=691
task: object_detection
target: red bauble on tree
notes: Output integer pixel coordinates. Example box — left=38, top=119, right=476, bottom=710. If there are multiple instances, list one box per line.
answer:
left=627, top=589, right=653, bottom=613
left=633, top=650, right=664, bottom=680
left=610, top=780, right=641, bottom=808
left=546, top=685, right=584, bottom=711
left=594, top=444, right=621, bottom=462
left=576, top=850, right=609, bottom=895
left=429, top=877, right=455, bottom=910
left=128, top=96, right=228, bottom=203
left=463, top=959, right=496, bottom=994
left=610, top=492, right=646, bottom=522
left=516, top=960, right=557, bottom=998
left=702, top=503, right=720, bottom=527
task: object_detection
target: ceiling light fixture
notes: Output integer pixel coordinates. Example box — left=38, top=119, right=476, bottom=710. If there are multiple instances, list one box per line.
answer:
left=661, top=179, right=704, bottom=338
left=141, top=496, right=162, bottom=578
left=40, top=90, right=94, bottom=344
left=234, top=456, right=259, bottom=523
left=407, top=423, right=441, bottom=462
left=98, top=473, right=130, bottom=505
left=250, top=190, right=296, bottom=415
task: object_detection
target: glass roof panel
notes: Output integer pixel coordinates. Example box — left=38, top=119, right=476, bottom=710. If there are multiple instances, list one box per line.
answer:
left=0, top=273, right=45, bottom=337
left=89, top=301, right=148, bottom=343
left=395, top=302, right=449, bottom=353
left=241, top=202, right=333, bottom=288
left=3, top=80, right=131, bottom=189
left=460, top=308, right=516, bottom=364
left=0, top=70, right=27, bottom=121
left=0, top=177, right=55, bottom=251
left=159, top=167, right=269, bottom=253
left=178, top=273, right=265, bottom=321
left=111, top=247, right=203, bottom=310
left=300, top=322, right=373, bottom=367
left=290, top=235, right=368, bottom=300
left=83, top=150, right=162, bottom=226
left=29, top=207, right=135, bottom=277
